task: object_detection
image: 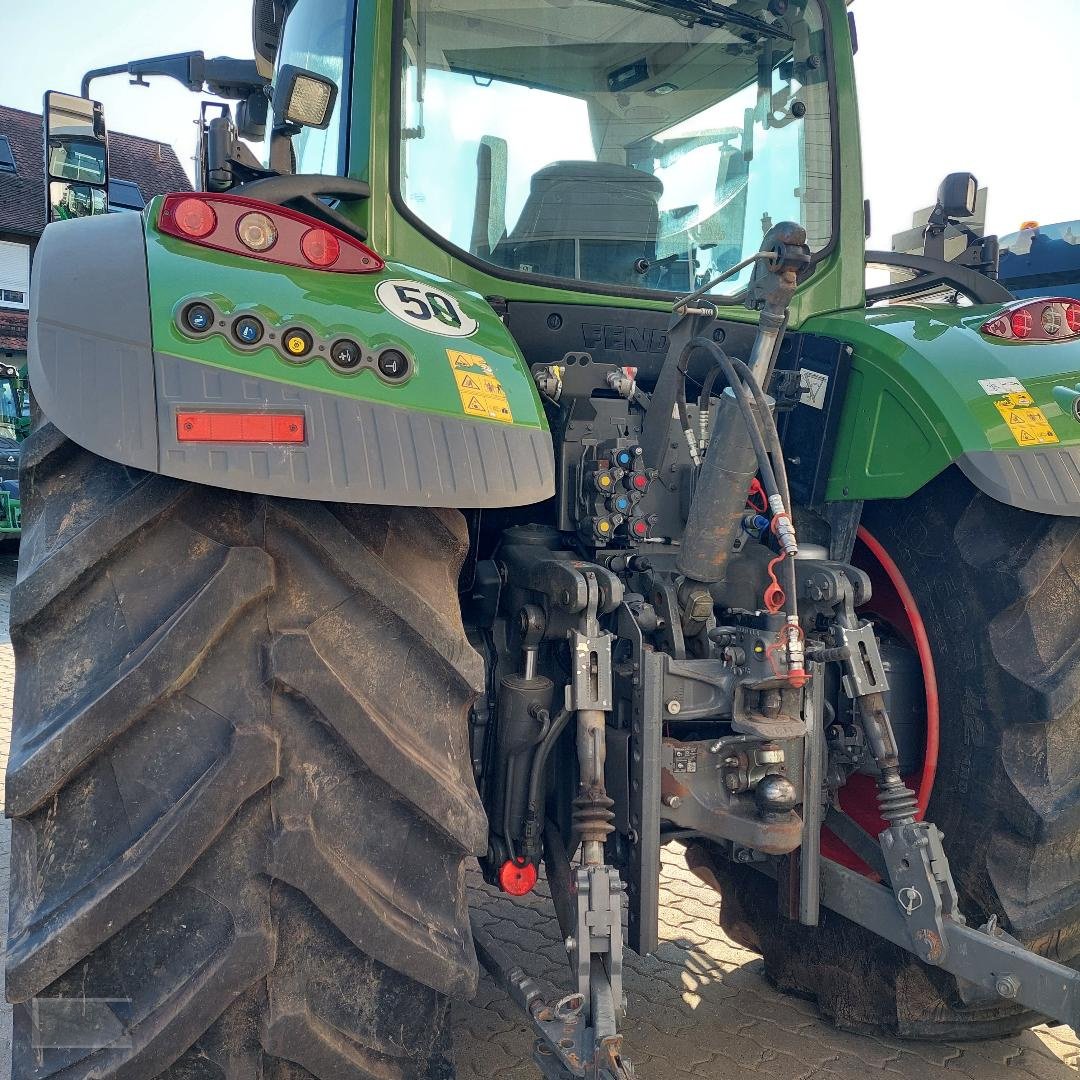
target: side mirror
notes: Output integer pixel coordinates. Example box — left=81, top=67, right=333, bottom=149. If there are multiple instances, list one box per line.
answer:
left=271, top=65, right=338, bottom=130
left=936, top=172, right=978, bottom=220
left=44, top=90, right=109, bottom=224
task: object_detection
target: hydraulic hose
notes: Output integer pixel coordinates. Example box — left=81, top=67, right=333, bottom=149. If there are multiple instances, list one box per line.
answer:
left=681, top=337, right=781, bottom=503
left=684, top=338, right=801, bottom=673
left=522, top=707, right=571, bottom=862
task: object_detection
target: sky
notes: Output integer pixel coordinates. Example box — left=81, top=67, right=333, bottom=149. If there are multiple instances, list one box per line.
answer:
left=2, top=0, right=1078, bottom=249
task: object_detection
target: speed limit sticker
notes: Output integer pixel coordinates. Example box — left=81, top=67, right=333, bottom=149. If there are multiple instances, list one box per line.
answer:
left=376, top=279, right=479, bottom=337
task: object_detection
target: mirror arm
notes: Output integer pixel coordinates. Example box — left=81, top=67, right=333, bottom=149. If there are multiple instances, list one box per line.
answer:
left=82, top=52, right=266, bottom=102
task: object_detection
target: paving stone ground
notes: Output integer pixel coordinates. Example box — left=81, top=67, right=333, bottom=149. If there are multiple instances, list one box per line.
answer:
left=0, top=547, right=1073, bottom=1078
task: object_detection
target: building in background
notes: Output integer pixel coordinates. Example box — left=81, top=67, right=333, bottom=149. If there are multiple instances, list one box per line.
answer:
left=0, top=103, right=190, bottom=362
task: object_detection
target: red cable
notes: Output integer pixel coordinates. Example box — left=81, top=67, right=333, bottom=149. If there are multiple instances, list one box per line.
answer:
left=856, top=526, right=940, bottom=820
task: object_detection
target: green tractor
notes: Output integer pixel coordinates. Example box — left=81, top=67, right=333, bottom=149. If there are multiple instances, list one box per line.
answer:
left=0, top=362, right=28, bottom=539
left=12, top=2, right=1080, bottom=1076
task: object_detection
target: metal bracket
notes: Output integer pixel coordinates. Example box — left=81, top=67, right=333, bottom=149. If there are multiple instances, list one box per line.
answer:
left=878, top=820, right=962, bottom=965
left=836, top=621, right=889, bottom=698
left=570, top=865, right=625, bottom=1022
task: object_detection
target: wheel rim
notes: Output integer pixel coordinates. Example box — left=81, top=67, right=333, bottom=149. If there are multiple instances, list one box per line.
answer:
left=819, top=525, right=941, bottom=875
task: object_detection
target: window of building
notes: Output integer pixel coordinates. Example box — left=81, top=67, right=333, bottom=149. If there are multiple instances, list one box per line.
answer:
left=0, top=242, right=30, bottom=310
left=108, top=178, right=146, bottom=211
left=0, top=137, right=15, bottom=174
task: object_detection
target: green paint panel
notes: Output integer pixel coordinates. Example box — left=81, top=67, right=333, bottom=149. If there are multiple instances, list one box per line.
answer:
left=807, top=305, right=1080, bottom=501
left=144, top=198, right=547, bottom=432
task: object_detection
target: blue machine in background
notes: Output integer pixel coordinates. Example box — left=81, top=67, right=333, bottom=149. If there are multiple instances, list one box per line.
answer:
left=998, top=220, right=1080, bottom=299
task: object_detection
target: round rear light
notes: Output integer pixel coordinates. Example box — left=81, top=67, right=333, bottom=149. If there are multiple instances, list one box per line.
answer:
left=236, top=211, right=278, bottom=252
left=1066, top=302, right=1080, bottom=335
left=172, top=198, right=217, bottom=239
left=300, top=228, right=341, bottom=268
left=1041, top=305, right=1063, bottom=336
left=1010, top=308, right=1033, bottom=339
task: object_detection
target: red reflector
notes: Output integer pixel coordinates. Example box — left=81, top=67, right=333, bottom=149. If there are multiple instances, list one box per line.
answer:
left=498, top=858, right=538, bottom=896
left=1067, top=303, right=1080, bottom=335
left=176, top=411, right=305, bottom=443
left=172, top=197, right=217, bottom=239
left=301, top=227, right=341, bottom=267
left=1010, top=308, right=1033, bottom=339
left=632, top=473, right=649, bottom=491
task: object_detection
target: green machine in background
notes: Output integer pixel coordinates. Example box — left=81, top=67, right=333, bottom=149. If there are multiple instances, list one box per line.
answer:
left=0, top=361, right=28, bottom=539
left=12, top=4, right=1080, bottom=1078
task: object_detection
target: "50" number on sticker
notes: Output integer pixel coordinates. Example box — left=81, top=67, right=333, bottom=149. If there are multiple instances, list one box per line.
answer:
left=376, top=279, right=479, bottom=338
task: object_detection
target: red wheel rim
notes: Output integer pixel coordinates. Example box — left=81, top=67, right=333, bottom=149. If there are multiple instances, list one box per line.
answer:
left=820, top=526, right=941, bottom=875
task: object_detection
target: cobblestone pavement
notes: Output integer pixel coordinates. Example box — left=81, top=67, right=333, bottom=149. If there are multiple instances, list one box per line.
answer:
left=0, top=550, right=1074, bottom=1079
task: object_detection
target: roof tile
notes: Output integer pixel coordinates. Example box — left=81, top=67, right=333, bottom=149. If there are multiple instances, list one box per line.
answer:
left=0, top=103, right=191, bottom=238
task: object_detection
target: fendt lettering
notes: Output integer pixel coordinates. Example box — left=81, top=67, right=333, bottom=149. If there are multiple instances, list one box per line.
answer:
left=581, top=323, right=669, bottom=354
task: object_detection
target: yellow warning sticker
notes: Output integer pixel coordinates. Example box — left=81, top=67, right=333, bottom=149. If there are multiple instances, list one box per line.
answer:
left=446, top=349, right=513, bottom=423
left=993, top=392, right=1059, bottom=446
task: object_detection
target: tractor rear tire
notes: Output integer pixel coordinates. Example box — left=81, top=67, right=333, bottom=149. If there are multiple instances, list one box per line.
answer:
left=691, top=467, right=1080, bottom=1039
left=6, top=424, right=487, bottom=1078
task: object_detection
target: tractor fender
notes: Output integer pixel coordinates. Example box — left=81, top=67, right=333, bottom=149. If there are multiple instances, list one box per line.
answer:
left=806, top=305, right=1080, bottom=516
left=29, top=207, right=555, bottom=508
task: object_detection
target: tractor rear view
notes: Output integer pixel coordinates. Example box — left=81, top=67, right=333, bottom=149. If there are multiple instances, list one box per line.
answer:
left=10, top=1, right=1080, bottom=1077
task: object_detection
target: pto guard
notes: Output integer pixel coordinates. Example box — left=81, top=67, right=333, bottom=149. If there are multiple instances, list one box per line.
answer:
left=812, top=305, right=1080, bottom=517
left=28, top=210, right=554, bottom=508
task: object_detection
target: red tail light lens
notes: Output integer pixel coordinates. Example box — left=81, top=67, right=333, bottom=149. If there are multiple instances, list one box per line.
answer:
left=982, top=298, right=1080, bottom=342
left=158, top=193, right=383, bottom=274
left=300, top=227, right=340, bottom=267
left=173, top=197, right=217, bottom=238
left=1010, top=308, right=1032, bottom=339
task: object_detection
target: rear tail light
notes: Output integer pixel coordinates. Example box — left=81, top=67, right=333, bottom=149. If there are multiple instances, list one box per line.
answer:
left=158, top=193, right=383, bottom=274
left=982, top=298, right=1080, bottom=342
left=173, top=197, right=217, bottom=238
left=300, top=227, right=340, bottom=267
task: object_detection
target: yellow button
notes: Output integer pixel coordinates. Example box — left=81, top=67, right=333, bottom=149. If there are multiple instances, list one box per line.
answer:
left=597, top=520, right=611, bottom=534
left=286, top=335, right=307, bottom=355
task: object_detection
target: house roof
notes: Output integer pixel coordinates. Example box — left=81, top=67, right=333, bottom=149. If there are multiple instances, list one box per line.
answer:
left=0, top=311, right=27, bottom=353
left=0, top=103, right=191, bottom=239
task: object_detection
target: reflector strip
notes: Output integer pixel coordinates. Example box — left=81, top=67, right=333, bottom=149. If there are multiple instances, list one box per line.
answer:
left=176, top=411, right=305, bottom=443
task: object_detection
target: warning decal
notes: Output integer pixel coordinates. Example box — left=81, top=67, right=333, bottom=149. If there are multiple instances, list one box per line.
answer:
left=993, top=391, right=1059, bottom=446
left=446, top=349, right=513, bottom=423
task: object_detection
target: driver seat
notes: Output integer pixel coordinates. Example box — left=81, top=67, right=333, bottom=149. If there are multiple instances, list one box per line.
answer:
left=495, top=161, right=663, bottom=283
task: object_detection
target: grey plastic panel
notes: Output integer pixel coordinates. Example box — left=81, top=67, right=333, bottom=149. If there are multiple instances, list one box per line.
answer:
left=155, top=352, right=555, bottom=507
left=959, top=448, right=1080, bottom=517
left=28, top=213, right=159, bottom=472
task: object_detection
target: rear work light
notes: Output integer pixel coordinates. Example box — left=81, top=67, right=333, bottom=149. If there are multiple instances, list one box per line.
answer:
left=158, top=193, right=383, bottom=274
left=982, top=297, right=1080, bottom=342
left=176, top=411, right=305, bottom=443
